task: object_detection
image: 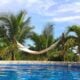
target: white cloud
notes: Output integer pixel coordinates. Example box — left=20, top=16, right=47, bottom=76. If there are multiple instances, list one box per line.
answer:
left=0, top=0, right=80, bottom=16
left=0, top=0, right=11, bottom=6
left=51, top=16, right=80, bottom=22
left=16, top=0, right=38, bottom=6
left=22, top=0, right=80, bottom=18
left=0, top=0, right=80, bottom=23
left=0, top=0, right=56, bottom=16
left=24, top=0, right=80, bottom=17
left=24, top=0, right=56, bottom=16
left=59, top=2, right=80, bottom=13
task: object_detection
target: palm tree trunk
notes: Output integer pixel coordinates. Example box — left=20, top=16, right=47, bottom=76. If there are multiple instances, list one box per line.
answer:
left=77, top=46, right=80, bottom=61
left=78, top=46, right=80, bottom=54
left=61, top=33, right=66, bottom=61
left=46, top=35, right=49, bottom=55
left=11, top=51, right=15, bottom=60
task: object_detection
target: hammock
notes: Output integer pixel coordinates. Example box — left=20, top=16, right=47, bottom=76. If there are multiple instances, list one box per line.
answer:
left=17, top=40, right=60, bottom=54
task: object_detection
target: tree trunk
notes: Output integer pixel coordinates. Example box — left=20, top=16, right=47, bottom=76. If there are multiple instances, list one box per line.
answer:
left=78, top=46, right=80, bottom=54
left=61, top=33, right=66, bottom=61
left=11, top=51, right=15, bottom=60
left=77, top=46, right=80, bottom=61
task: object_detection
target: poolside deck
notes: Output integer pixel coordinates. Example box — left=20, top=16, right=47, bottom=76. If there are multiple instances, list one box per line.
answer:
left=0, top=61, right=80, bottom=66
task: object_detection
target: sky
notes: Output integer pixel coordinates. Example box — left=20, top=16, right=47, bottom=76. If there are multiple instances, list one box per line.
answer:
left=0, top=0, right=80, bottom=38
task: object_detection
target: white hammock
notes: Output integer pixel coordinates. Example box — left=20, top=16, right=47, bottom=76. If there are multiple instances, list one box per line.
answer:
left=17, top=40, right=59, bottom=54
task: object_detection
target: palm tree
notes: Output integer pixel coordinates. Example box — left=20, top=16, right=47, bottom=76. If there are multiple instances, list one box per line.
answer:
left=67, top=25, right=80, bottom=55
left=0, top=26, right=8, bottom=59
left=0, top=11, right=60, bottom=60
left=29, top=24, right=54, bottom=51
left=55, top=32, right=75, bottom=61
left=25, top=24, right=56, bottom=60
left=42, top=24, right=54, bottom=49
left=0, top=11, right=33, bottom=60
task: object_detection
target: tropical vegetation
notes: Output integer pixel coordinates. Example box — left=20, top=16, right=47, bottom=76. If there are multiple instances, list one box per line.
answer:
left=0, top=11, right=79, bottom=61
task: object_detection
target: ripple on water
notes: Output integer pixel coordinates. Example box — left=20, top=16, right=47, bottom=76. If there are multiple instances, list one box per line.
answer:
left=0, top=65, right=80, bottom=80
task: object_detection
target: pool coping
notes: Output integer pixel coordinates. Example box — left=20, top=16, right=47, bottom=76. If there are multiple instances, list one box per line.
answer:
left=0, top=61, right=80, bottom=65
left=0, top=61, right=79, bottom=67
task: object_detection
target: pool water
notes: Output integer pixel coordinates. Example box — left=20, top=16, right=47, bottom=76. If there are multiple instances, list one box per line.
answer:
left=0, top=64, right=80, bottom=80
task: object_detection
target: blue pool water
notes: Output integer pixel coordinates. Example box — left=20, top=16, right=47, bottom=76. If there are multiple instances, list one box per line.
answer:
left=0, top=64, right=80, bottom=80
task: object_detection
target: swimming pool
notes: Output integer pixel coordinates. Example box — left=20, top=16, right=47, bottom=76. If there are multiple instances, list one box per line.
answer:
left=0, top=62, right=80, bottom=80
